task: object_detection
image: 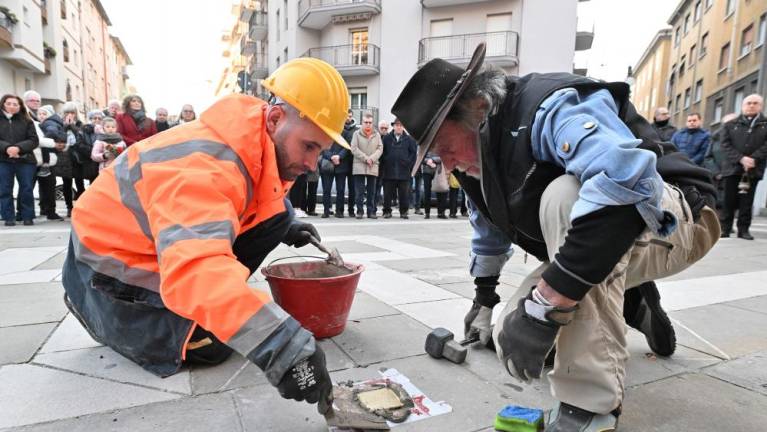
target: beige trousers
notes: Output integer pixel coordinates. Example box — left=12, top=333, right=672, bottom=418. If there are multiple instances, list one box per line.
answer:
left=492, top=175, right=720, bottom=414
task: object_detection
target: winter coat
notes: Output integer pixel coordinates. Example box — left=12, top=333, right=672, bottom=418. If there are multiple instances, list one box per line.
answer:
left=351, top=129, right=383, bottom=176
left=0, top=111, right=39, bottom=164
left=703, top=127, right=727, bottom=179
left=421, top=152, right=442, bottom=176
left=340, top=120, right=357, bottom=173
left=324, top=143, right=349, bottom=175
left=91, top=133, right=126, bottom=171
left=41, top=115, right=74, bottom=178
left=116, top=112, right=158, bottom=146
left=33, top=121, right=58, bottom=167
left=74, top=123, right=101, bottom=179
left=380, top=132, right=417, bottom=180
left=718, top=114, right=767, bottom=179
left=671, top=127, right=711, bottom=166
left=652, top=123, right=677, bottom=142
left=156, top=121, right=172, bottom=133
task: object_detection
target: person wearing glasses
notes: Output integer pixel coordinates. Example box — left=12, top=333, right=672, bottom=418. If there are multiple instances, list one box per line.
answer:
left=178, top=104, right=197, bottom=125
left=350, top=112, right=383, bottom=219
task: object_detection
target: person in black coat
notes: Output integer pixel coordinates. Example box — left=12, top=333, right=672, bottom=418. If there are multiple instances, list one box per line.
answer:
left=380, top=119, right=417, bottom=218
left=340, top=111, right=357, bottom=217
left=718, top=94, right=767, bottom=240
left=0, top=95, right=39, bottom=226
left=327, top=142, right=351, bottom=218
left=41, top=104, right=83, bottom=217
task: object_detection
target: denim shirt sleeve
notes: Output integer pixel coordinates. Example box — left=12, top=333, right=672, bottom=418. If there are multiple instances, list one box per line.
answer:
left=467, top=197, right=513, bottom=277
left=531, top=88, right=677, bottom=237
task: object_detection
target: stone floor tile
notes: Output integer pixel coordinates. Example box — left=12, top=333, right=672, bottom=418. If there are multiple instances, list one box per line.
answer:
left=39, top=313, right=103, bottom=353
left=359, top=268, right=459, bottom=305
left=319, top=339, right=357, bottom=371
left=396, top=298, right=473, bottom=338
left=3, top=392, right=240, bottom=432
left=621, top=374, right=767, bottom=431
left=380, top=256, right=467, bottom=272
left=190, top=353, right=267, bottom=395
left=410, top=267, right=474, bottom=285
left=670, top=303, right=767, bottom=358
left=0, top=364, right=180, bottom=429
left=658, top=270, right=767, bottom=311
left=721, top=294, right=767, bottom=316
left=704, top=350, right=767, bottom=396
left=0, top=246, right=65, bottom=275
left=233, top=384, right=328, bottom=431
left=33, top=250, right=68, bottom=270
left=321, top=240, right=387, bottom=254
left=439, top=280, right=520, bottom=301
left=331, top=314, right=431, bottom=365
left=0, top=283, right=67, bottom=327
left=33, top=346, right=191, bottom=394
left=346, top=291, right=400, bottom=320
left=0, top=269, right=62, bottom=285
left=0, top=323, right=57, bottom=365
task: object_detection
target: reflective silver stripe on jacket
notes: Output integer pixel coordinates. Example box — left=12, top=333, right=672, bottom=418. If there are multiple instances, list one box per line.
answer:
left=156, top=220, right=236, bottom=257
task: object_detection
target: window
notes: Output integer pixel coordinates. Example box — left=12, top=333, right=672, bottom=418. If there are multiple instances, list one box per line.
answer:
left=683, top=14, right=690, bottom=34
left=694, top=1, right=702, bottom=22
left=65, top=80, right=72, bottom=100
left=726, top=0, right=735, bottom=17
left=740, top=24, right=754, bottom=57
left=679, top=56, right=686, bottom=76
left=430, top=19, right=454, bottom=58
left=675, top=93, right=682, bottom=112
left=694, top=80, right=703, bottom=103
left=62, top=39, right=69, bottom=62
left=759, top=14, right=767, bottom=47
left=350, top=28, right=369, bottom=65
left=283, top=46, right=288, bottom=62
left=705, top=0, right=713, bottom=10
left=276, top=56, right=280, bottom=66
left=60, top=0, right=66, bottom=19
left=684, top=87, right=691, bottom=109
left=719, top=42, right=730, bottom=70
left=275, top=10, right=280, bottom=41
left=690, top=44, right=696, bottom=65
left=733, top=88, right=745, bottom=112
left=349, top=88, right=367, bottom=109
left=283, top=0, right=287, bottom=30
left=674, top=27, right=681, bottom=46
left=486, top=13, right=513, bottom=56
left=700, top=32, right=708, bottom=57
left=713, top=98, right=723, bottom=123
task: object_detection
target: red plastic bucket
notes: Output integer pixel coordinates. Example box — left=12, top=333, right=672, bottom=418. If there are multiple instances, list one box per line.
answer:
left=261, top=257, right=364, bottom=338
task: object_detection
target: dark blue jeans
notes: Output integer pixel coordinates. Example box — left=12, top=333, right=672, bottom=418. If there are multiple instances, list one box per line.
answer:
left=354, top=174, right=377, bottom=216
left=0, top=161, right=37, bottom=222
left=321, top=173, right=347, bottom=215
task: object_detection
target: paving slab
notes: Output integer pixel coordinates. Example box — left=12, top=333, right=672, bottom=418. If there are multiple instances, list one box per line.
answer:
left=438, top=280, right=521, bottom=301
left=704, top=350, right=767, bottom=396
left=380, top=256, right=467, bottom=272
left=0, top=323, right=57, bottom=365
left=33, top=345, right=192, bottom=394
left=4, top=392, right=241, bottom=432
left=721, top=294, right=767, bottom=316
left=190, top=353, right=267, bottom=395
left=0, top=364, right=180, bottom=429
left=0, top=283, right=67, bottom=327
left=39, top=313, right=103, bottom=353
left=0, top=246, right=65, bottom=275
left=331, top=314, right=431, bottom=365
left=321, top=240, right=387, bottom=253
left=409, top=267, right=474, bottom=285
left=670, top=303, right=767, bottom=358
left=346, top=291, right=400, bottom=321
left=621, top=374, right=767, bottom=431
left=396, top=298, right=473, bottom=338
left=658, top=270, right=767, bottom=311
left=358, top=268, right=459, bottom=305
left=33, top=250, right=68, bottom=270
left=233, top=384, right=328, bottom=431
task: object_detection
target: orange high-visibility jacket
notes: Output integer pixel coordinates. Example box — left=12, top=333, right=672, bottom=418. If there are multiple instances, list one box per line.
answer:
left=63, top=95, right=296, bottom=377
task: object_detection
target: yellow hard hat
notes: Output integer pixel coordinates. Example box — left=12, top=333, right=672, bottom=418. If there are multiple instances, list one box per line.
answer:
left=262, top=57, right=351, bottom=149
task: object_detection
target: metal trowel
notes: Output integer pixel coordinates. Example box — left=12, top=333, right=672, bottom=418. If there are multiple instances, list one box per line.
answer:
left=309, top=235, right=345, bottom=267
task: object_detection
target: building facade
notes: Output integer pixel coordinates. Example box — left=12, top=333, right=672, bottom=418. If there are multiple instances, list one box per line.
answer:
left=214, top=0, right=589, bottom=123
left=667, top=0, right=766, bottom=128
left=0, top=0, right=132, bottom=113
left=629, top=28, right=673, bottom=121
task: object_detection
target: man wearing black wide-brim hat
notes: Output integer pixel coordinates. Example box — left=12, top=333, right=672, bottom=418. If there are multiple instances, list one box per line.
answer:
left=392, top=43, right=721, bottom=430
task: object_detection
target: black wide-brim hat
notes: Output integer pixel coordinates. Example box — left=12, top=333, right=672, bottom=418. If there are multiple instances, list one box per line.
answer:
left=391, top=43, right=486, bottom=176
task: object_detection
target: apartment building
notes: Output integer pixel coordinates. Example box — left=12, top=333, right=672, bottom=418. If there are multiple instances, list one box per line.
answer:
left=216, top=0, right=589, bottom=123
left=215, top=1, right=258, bottom=98
left=667, top=0, right=766, bottom=128
left=0, top=0, right=132, bottom=112
left=629, top=28, right=673, bottom=121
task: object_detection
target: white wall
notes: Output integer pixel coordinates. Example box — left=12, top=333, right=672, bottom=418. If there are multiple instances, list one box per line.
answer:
left=517, top=0, right=576, bottom=74
left=0, top=0, right=45, bottom=72
left=420, top=0, right=520, bottom=38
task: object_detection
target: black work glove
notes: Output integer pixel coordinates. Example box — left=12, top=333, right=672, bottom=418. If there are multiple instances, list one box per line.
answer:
left=276, top=344, right=334, bottom=414
left=283, top=220, right=320, bottom=248
left=464, top=276, right=501, bottom=346
left=497, top=290, right=577, bottom=382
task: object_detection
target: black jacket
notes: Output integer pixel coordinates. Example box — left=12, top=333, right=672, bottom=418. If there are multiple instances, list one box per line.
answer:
left=156, top=121, right=172, bottom=133
left=381, top=132, right=417, bottom=180
left=41, top=115, right=75, bottom=178
left=652, top=123, right=677, bottom=142
left=0, top=112, right=38, bottom=164
left=718, top=114, right=767, bottom=179
left=337, top=120, right=358, bottom=174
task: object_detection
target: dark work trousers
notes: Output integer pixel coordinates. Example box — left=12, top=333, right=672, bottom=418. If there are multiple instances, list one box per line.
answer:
left=289, top=174, right=307, bottom=211
left=375, top=176, right=384, bottom=208
left=412, top=173, right=422, bottom=210
left=422, top=173, right=447, bottom=216
left=720, top=174, right=760, bottom=234
left=186, top=210, right=293, bottom=365
left=320, top=173, right=335, bottom=216
left=60, top=177, right=75, bottom=211
left=306, top=180, right=318, bottom=214
left=38, top=174, right=57, bottom=217
left=383, top=179, right=410, bottom=215
left=448, top=187, right=467, bottom=216
left=331, top=173, right=348, bottom=216
left=73, top=177, right=92, bottom=201
left=346, top=175, right=356, bottom=215
left=354, top=174, right=377, bottom=216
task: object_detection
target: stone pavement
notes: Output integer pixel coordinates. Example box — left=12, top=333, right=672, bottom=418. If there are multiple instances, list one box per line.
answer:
left=2, top=207, right=767, bottom=431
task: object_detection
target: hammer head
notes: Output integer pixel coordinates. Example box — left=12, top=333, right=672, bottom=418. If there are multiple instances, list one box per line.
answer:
left=425, top=327, right=454, bottom=359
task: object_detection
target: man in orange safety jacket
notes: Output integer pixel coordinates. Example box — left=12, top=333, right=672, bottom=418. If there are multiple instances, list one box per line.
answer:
left=61, top=58, right=350, bottom=413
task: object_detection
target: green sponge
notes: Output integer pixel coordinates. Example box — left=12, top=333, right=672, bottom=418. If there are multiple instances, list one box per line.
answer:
left=494, top=405, right=544, bottom=432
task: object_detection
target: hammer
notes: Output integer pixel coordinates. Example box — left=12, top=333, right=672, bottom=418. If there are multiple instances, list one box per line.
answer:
left=424, top=327, right=479, bottom=364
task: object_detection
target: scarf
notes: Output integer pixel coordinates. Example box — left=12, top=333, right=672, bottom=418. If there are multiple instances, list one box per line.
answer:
left=131, top=110, right=148, bottom=131
left=97, top=132, right=124, bottom=144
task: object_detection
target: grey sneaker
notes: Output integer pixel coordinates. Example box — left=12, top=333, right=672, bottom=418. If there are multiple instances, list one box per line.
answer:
left=545, top=403, right=619, bottom=432
left=37, top=164, right=51, bottom=178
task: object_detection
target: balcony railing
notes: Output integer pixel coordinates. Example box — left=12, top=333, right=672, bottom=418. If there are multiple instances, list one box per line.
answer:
left=418, top=31, right=519, bottom=67
left=298, top=0, right=381, bottom=30
left=249, top=52, right=268, bottom=80
left=241, top=35, right=256, bottom=55
left=350, top=106, right=378, bottom=125
left=248, top=11, right=268, bottom=41
left=303, top=44, right=380, bottom=76
left=0, top=15, right=13, bottom=49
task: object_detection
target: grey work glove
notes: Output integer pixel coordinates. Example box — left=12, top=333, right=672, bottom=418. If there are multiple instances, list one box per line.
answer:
left=276, top=344, right=334, bottom=414
left=464, top=302, right=494, bottom=346
left=497, top=289, right=577, bottom=382
left=283, top=220, right=320, bottom=248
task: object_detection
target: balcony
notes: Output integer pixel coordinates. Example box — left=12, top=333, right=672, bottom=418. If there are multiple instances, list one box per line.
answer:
left=418, top=31, right=519, bottom=68
left=240, top=35, right=256, bottom=55
left=575, top=27, right=594, bottom=51
left=249, top=52, right=268, bottom=80
left=421, top=0, right=492, bottom=7
left=41, top=0, right=48, bottom=24
left=303, top=44, right=380, bottom=76
left=248, top=11, right=267, bottom=41
left=298, top=0, right=381, bottom=30
left=239, top=0, right=259, bottom=22
left=0, top=14, right=12, bottom=49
